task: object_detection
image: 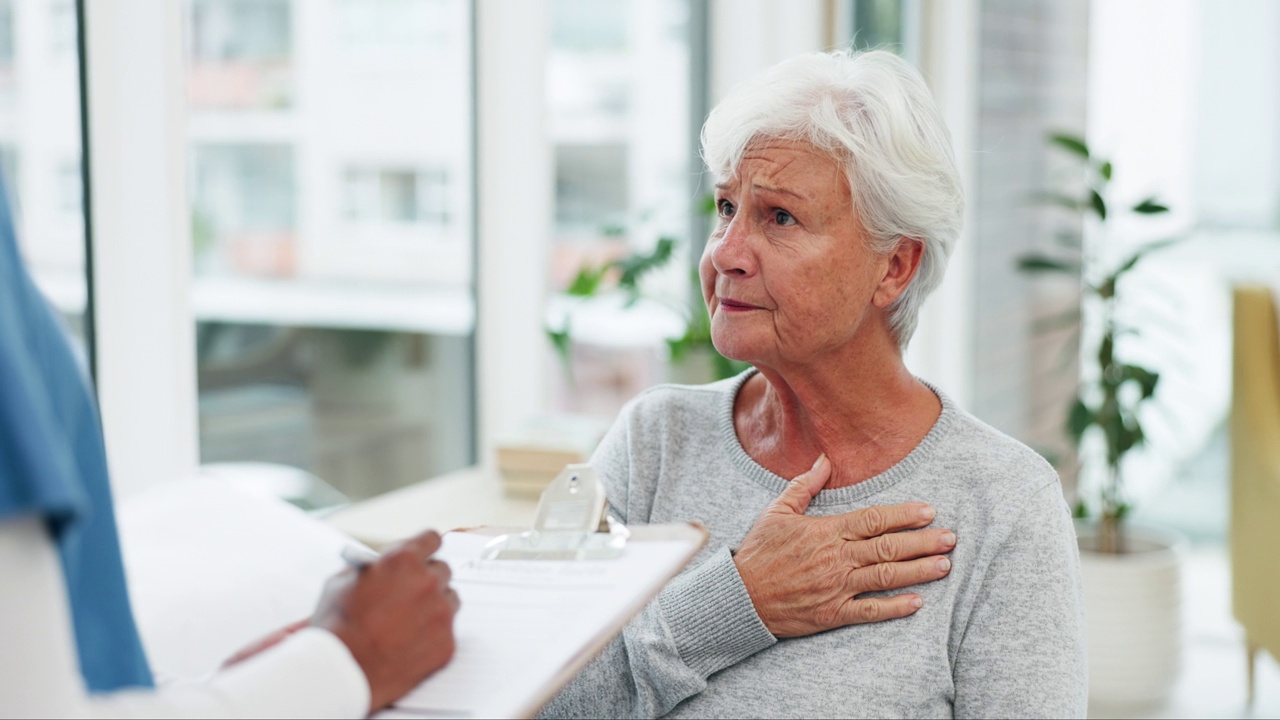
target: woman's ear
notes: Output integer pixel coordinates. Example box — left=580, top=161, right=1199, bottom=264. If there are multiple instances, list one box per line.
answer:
left=872, top=238, right=924, bottom=309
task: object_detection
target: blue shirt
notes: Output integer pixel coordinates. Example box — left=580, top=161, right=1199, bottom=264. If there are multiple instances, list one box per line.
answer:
left=0, top=177, right=153, bottom=691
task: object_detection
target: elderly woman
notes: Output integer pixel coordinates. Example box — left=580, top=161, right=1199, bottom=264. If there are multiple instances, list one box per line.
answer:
left=540, top=49, right=1086, bottom=719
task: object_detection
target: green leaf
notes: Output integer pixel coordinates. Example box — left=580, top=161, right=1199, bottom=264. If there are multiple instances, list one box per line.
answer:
left=1112, top=237, right=1181, bottom=280
left=601, top=223, right=627, bottom=237
left=1114, top=501, right=1132, bottom=521
left=1067, top=397, right=1094, bottom=446
left=565, top=266, right=606, bottom=296
left=1115, top=420, right=1145, bottom=457
left=699, top=194, right=718, bottom=216
left=1132, top=198, right=1170, bottom=214
left=1016, top=254, right=1081, bottom=275
left=711, top=352, right=751, bottom=380
left=546, top=326, right=573, bottom=370
left=1089, top=189, right=1107, bottom=221
left=1120, top=364, right=1160, bottom=399
left=1072, top=499, right=1089, bottom=519
left=1098, top=161, right=1113, bottom=181
left=613, top=236, right=676, bottom=290
left=1097, top=331, right=1115, bottom=369
left=1097, top=276, right=1116, bottom=300
left=1049, top=133, right=1090, bottom=159
left=666, top=330, right=694, bottom=362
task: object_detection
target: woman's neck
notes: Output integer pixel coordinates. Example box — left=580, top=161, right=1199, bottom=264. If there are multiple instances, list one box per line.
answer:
left=734, top=347, right=941, bottom=490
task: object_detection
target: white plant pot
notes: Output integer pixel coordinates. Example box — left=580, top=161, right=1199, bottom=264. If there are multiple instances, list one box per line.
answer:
left=1077, top=523, right=1187, bottom=710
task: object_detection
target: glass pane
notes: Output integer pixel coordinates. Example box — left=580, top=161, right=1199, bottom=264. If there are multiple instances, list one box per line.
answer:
left=4, top=0, right=89, bottom=348
left=851, top=0, right=905, bottom=52
left=546, top=0, right=697, bottom=419
left=189, top=0, right=292, bottom=110
left=185, top=0, right=474, bottom=506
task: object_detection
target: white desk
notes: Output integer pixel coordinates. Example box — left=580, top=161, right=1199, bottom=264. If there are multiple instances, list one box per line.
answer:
left=326, top=465, right=539, bottom=550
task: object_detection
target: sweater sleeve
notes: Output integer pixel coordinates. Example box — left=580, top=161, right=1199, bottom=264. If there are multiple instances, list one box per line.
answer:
left=0, top=514, right=371, bottom=719
left=537, top=397, right=777, bottom=718
left=951, top=482, right=1088, bottom=719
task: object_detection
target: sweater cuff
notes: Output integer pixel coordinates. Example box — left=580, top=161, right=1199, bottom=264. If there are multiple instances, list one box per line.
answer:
left=658, top=547, right=776, bottom=678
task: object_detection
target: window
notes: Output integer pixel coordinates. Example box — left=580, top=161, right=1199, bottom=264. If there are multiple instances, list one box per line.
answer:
left=343, top=166, right=451, bottom=228
left=336, top=0, right=451, bottom=48
left=189, top=0, right=293, bottom=110
left=844, top=0, right=919, bottom=63
left=3, top=0, right=87, bottom=345
left=185, top=0, right=475, bottom=504
left=55, top=158, right=80, bottom=215
left=49, top=0, right=75, bottom=58
left=0, top=2, right=13, bottom=65
left=554, top=144, right=627, bottom=233
left=546, top=0, right=701, bottom=419
left=191, top=143, right=296, bottom=277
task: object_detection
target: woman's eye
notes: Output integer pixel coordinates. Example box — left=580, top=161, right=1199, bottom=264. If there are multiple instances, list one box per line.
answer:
left=775, top=210, right=795, bottom=226
left=717, top=199, right=735, bottom=218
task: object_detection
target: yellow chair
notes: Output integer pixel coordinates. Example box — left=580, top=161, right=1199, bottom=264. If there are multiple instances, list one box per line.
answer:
left=1231, top=285, right=1280, bottom=704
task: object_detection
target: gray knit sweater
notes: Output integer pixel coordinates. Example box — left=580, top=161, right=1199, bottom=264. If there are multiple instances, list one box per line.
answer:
left=539, top=370, right=1087, bottom=719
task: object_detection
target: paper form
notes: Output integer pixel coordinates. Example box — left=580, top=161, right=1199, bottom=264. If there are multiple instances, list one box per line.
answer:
left=386, top=530, right=701, bottom=719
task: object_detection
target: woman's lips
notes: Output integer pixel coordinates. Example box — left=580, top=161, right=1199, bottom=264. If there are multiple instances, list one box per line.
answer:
left=719, top=298, right=762, bottom=311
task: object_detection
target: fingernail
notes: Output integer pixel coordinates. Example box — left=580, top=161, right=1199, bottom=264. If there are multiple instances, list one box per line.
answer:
left=941, top=531, right=956, bottom=547
left=936, top=557, right=951, bottom=572
left=919, top=505, right=936, bottom=521
left=811, top=453, right=827, bottom=471
left=911, top=596, right=923, bottom=608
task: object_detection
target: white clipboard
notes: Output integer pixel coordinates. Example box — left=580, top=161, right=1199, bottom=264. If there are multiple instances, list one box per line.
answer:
left=382, top=466, right=707, bottom=719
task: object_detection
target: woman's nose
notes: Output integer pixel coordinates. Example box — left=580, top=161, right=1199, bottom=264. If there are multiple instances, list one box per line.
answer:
left=709, top=217, right=757, bottom=277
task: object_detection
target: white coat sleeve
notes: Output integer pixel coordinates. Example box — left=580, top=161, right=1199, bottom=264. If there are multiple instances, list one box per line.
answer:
left=0, top=515, right=371, bottom=719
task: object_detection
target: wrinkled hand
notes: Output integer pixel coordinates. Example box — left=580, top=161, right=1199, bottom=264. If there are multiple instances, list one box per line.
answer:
left=311, top=530, right=460, bottom=713
left=733, top=454, right=956, bottom=638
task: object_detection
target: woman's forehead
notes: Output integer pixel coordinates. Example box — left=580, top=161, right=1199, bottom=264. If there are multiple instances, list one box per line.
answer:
left=717, top=141, right=849, bottom=199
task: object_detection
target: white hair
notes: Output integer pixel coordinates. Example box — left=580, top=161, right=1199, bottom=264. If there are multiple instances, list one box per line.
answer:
left=700, top=49, right=964, bottom=347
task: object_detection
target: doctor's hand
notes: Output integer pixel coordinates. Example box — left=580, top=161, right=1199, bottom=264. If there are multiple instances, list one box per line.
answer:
left=311, top=529, right=460, bottom=714
left=732, top=454, right=956, bottom=639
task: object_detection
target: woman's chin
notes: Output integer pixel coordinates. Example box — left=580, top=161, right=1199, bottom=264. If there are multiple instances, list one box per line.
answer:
left=709, top=334, right=760, bottom=366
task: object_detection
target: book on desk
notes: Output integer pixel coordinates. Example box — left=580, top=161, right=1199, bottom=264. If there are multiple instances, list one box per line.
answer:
left=495, top=414, right=610, bottom=498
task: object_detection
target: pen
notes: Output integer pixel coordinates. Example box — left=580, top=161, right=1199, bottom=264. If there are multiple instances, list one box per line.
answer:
left=341, top=544, right=380, bottom=570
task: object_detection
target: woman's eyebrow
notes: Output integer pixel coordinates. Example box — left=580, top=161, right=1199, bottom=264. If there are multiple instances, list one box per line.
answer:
left=714, top=180, right=811, bottom=203
left=752, top=182, right=811, bottom=202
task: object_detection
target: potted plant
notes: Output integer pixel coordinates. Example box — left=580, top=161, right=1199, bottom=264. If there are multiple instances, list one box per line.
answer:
left=1019, top=132, right=1186, bottom=709
left=547, top=234, right=749, bottom=384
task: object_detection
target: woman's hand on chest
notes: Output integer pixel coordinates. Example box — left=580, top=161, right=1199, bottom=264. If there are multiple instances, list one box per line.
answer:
left=732, top=454, right=957, bottom=638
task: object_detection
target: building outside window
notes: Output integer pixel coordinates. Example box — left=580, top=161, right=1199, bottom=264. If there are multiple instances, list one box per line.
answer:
left=185, top=0, right=475, bottom=504
left=545, top=0, right=700, bottom=420
left=2, top=0, right=87, bottom=343
left=343, top=166, right=451, bottom=228
left=335, top=0, right=450, bottom=48
left=192, top=143, right=297, bottom=277
left=189, top=0, right=292, bottom=110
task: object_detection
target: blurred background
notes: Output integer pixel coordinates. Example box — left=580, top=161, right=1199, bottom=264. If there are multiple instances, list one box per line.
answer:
left=10, top=0, right=1280, bottom=716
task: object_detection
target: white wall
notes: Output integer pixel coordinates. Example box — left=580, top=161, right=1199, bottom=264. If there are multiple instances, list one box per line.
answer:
left=85, top=0, right=199, bottom=498
left=1086, top=0, right=1198, bottom=253
left=906, top=0, right=978, bottom=408
left=475, top=0, right=552, bottom=470
left=708, top=0, right=825, bottom=102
